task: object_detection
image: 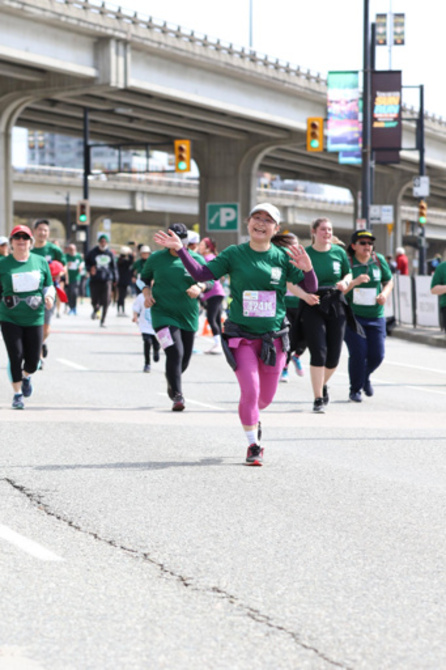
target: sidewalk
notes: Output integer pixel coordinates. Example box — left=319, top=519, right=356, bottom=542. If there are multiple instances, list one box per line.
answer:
left=391, top=323, right=446, bottom=348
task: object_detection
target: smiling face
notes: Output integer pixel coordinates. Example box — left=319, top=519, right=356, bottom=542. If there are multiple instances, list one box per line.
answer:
left=312, top=219, right=333, bottom=245
left=34, top=222, right=50, bottom=245
left=11, top=233, right=32, bottom=258
left=352, top=239, right=374, bottom=261
left=248, top=211, right=279, bottom=244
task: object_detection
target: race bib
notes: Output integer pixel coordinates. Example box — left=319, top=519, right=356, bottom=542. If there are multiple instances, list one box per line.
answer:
left=156, top=326, right=174, bottom=349
left=12, top=270, right=41, bottom=293
left=243, top=290, right=276, bottom=317
left=353, top=287, right=377, bottom=306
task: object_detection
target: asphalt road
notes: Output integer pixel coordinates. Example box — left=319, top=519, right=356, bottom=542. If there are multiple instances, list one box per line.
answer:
left=1, top=300, right=446, bottom=670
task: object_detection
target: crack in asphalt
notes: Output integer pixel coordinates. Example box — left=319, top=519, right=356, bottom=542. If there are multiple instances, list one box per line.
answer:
left=4, top=477, right=352, bottom=669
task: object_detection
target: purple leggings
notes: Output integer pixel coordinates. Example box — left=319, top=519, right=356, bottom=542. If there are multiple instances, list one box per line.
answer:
left=232, top=338, right=286, bottom=426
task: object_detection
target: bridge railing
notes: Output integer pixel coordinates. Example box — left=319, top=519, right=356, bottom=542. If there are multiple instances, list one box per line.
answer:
left=55, top=0, right=325, bottom=83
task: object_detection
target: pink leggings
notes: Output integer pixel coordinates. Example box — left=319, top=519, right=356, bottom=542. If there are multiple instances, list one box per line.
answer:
left=232, top=338, right=286, bottom=426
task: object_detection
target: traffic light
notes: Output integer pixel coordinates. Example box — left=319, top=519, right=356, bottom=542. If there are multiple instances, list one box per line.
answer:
left=76, top=200, right=90, bottom=226
left=174, top=139, right=191, bottom=172
left=306, top=117, right=324, bottom=152
left=418, top=200, right=427, bottom=225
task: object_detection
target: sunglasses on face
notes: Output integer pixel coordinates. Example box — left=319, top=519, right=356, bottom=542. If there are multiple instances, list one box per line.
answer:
left=358, top=240, right=373, bottom=246
left=12, top=233, right=31, bottom=241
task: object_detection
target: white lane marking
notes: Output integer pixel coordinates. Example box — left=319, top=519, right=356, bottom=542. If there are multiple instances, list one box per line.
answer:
left=157, top=393, right=224, bottom=411
left=0, top=525, right=64, bottom=562
left=384, top=360, right=446, bottom=375
left=338, top=372, right=446, bottom=397
left=57, top=358, right=88, bottom=370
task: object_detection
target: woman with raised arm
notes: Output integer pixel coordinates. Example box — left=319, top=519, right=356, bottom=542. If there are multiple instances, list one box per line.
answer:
left=154, top=203, right=317, bottom=466
left=293, top=217, right=352, bottom=413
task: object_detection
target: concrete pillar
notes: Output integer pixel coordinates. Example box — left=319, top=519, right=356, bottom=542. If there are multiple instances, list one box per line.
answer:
left=0, top=94, right=34, bottom=235
left=196, top=135, right=298, bottom=249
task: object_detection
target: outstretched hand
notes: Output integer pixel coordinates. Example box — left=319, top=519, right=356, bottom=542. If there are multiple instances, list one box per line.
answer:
left=286, top=245, right=313, bottom=272
left=153, top=230, right=183, bottom=251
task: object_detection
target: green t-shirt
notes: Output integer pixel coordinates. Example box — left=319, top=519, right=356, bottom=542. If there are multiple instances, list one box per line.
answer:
left=141, top=249, right=209, bottom=332
left=32, top=242, right=66, bottom=265
left=133, top=258, right=145, bottom=279
left=206, top=243, right=304, bottom=334
left=0, top=254, right=53, bottom=326
left=431, top=261, right=446, bottom=308
left=66, top=253, right=84, bottom=283
left=346, top=252, right=392, bottom=318
left=305, top=245, right=350, bottom=287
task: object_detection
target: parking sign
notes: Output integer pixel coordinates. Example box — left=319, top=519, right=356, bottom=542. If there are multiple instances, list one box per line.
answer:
left=206, top=203, right=239, bottom=231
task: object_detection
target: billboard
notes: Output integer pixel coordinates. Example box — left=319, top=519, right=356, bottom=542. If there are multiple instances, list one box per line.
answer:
left=371, top=70, right=402, bottom=162
left=327, top=71, right=361, bottom=153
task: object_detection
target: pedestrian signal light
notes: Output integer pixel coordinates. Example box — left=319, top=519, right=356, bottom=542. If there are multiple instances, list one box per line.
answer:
left=76, top=200, right=90, bottom=226
left=306, top=117, right=324, bottom=152
left=418, top=200, right=427, bottom=225
left=174, top=139, right=191, bottom=172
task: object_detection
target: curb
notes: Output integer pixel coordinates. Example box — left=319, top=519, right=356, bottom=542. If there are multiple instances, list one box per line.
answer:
left=390, top=326, right=446, bottom=348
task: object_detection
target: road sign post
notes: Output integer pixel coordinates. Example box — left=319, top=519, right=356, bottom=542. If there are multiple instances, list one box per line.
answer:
left=206, top=203, right=239, bottom=232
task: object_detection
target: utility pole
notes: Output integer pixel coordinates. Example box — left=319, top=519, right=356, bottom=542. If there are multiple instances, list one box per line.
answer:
left=361, top=0, right=371, bottom=226
left=418, top=85, right=426, bottom=275
left=82, top=108, right=90, bottom=255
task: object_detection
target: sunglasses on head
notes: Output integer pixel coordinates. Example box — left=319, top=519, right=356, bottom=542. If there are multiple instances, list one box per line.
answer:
left=358, top=240, right=373, bottom=246
left=12, top=233, right=31, bottom=241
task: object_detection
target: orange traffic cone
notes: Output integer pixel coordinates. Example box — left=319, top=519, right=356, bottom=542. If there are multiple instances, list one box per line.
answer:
left=201, top=318, right=212, bottom=336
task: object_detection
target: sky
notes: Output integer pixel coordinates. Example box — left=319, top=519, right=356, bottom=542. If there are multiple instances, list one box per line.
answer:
left=112, top=0, right=443, bottom=116
left=13, top=0, right=443, bottom=166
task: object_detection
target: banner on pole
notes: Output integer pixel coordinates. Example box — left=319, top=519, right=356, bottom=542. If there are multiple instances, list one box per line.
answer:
left=327, top=71, right=361, bottom=153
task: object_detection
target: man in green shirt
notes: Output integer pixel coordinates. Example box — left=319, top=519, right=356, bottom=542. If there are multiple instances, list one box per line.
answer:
left=65, top=243, right=84, bottom=315
left=31, top=218, right=67, bottom=362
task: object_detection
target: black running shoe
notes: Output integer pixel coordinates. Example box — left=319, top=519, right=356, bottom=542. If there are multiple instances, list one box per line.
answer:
left=245, top=443, right=264, bottom=466
left=172, top=393, right=185, bottom=411
left=313, top=397, right=325, bottom=413
left=322, top=384, right=329, bottom=405
left=42, top=343, right=48, bottom=358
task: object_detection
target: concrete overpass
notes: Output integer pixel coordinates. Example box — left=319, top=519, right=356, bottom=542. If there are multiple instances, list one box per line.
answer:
left=1, top=0, right=446, bottom=250
left=14, top=167, right=446, bottom=257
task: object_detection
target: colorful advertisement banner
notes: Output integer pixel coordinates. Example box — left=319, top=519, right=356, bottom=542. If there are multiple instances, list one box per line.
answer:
left=327, top=71, right=361, bottom=153
left=371, top=70, right=402, bottom=151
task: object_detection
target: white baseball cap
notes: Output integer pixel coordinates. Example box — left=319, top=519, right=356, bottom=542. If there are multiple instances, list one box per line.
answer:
left=0, top=236, right=8, bottom=245
left=187, top=230, right=200, bottom=245
left=249, top=203, right=281, bottom=225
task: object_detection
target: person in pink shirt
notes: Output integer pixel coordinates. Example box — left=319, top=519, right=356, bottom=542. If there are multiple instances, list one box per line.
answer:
left=197, top=237, right=226, bottom=354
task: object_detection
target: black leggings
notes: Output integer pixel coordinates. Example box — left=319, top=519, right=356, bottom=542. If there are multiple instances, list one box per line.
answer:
left=142, top=333, right=160, bottom=365
left=301, top=305, right=346, bottom=368
left=90, top=281, right=111, bottom=324
left=157, top=326, right=195, bottom=397
left=1, top=321, right=43, bottom=383
left=205, top=295, right=223, bottom=336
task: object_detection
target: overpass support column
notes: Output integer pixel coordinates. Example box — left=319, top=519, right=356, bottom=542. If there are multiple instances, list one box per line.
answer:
left=0, top=95, right=32, bottom=235
left=197, top=136, right=262, bottom=248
